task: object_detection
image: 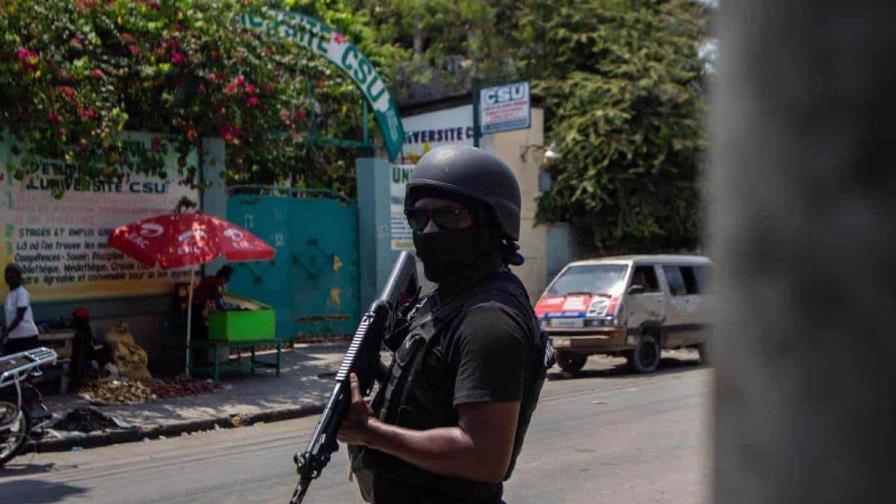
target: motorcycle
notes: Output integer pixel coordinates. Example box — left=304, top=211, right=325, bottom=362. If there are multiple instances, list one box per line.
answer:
left=0, top=347, right=56, bottom=467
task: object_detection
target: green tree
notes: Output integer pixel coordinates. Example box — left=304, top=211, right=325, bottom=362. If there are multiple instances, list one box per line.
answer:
left=521, top=0, right=711, bottom=253
left=357, top=0, right=523, bottom=101
left=356, top=0, right=710, bottom=253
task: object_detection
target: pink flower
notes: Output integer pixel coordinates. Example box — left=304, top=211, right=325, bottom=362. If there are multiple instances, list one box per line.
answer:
left=171, top=52, right=186, bottom=65
left=333, top=33, right=345, bottom=44
left=91, top=68, right=105, bottom=79
left=59, top=86, right=77, bottom=100
left=148, top=1, right=160, bottom=10
left=244, top=83, right=257, bottom=95
left=224, top=82, right=239, bottom=96
left=16, top=48, right=38, bottom=72
left=119, top=33, right=136, bottom=44
left=219, top=123, right=241, bottom=144
left=47, top=112, right=60, bottom=124
left=128, top=45, right=140, bottom=56
left=186, top=128, right=198, bottom=142
left=70, top=36, right=85, bottom=49
left=76, top=0, right=96, bottom=13
left=78, top=107, right=97, bottom=121
left=234, top=75, right=246, bottom=86
left=246, top=96, right=260, bottom=107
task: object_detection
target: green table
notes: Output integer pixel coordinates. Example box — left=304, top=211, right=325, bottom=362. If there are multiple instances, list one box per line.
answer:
left=187, top=339, right=283, bottom=382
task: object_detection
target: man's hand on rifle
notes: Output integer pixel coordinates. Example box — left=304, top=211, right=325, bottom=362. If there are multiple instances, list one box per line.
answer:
left=337, top=373, right=375, bottom=446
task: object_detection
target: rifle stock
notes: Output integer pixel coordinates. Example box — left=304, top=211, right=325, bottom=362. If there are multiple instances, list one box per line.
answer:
left=290, top=251, right=418, bottom=504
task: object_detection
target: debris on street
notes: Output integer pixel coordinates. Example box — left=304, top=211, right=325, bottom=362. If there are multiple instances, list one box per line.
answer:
left=53, top=407, right=121, bottom=432
left=145, top=377, right=220, bottom=399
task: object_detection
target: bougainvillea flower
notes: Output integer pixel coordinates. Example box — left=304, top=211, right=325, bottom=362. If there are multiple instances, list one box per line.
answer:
left=59, top=86, right=77, bottom=100
left=219, top=123, right=241, bottom=143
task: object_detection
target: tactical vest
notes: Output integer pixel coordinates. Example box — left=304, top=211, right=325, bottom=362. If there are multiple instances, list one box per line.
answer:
left=361, top=271, right=553, bottom=502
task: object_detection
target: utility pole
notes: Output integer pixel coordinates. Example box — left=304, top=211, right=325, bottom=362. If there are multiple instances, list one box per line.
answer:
left=711, top=2, right=896, bottom=502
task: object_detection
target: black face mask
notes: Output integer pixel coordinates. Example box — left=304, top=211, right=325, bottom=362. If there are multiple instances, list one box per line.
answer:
left=413, top=227, right=501, bottom=286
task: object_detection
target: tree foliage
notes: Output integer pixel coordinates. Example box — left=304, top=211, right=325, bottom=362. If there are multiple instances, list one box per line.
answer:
left=521, top=0, right=710, bottom=253
left=359, top=0, right=710, bottom=253
left=0, top=0, right=401, bottom=196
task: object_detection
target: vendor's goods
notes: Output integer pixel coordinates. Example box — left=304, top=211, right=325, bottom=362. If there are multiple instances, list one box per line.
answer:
left=105, top=322, right=152, bottom=381
left=79, top=380, right=156, bottom=404
left=145, top=377, right=220, bottom=399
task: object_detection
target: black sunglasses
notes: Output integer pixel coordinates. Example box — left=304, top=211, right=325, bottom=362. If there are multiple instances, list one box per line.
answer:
left=404, top=206, right=470, bottom=231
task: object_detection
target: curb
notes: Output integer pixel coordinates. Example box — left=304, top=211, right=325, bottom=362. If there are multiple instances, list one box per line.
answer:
left=31, top=402, right=327, bottom=453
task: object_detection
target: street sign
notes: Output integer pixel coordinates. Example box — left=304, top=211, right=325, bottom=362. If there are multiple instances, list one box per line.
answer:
left=479, top=81, right=531, bottom=134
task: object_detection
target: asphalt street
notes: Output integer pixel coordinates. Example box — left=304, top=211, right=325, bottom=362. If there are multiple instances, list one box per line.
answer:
left=0, top=354, right=709, bottom=504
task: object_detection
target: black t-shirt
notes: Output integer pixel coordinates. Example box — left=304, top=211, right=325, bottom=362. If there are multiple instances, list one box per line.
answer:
left=371, top=271, right=545, bottom=503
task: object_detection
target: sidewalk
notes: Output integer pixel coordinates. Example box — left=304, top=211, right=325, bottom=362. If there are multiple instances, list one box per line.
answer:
left=37, top=342, right=348, bottom=452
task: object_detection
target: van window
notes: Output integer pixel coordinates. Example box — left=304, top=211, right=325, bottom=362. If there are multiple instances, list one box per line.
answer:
left=662, top=266, right=688, bottom=296
left=680, top=266, right=699, bottom=294
left=694, top=265, right=712, bottom=292
left=547, top=264, right=629, bottom=296
left=630, top=266, right=660, bottom=293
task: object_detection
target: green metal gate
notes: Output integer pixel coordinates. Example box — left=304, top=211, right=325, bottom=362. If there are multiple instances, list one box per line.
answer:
left=227, top=187, right=360, bottom=340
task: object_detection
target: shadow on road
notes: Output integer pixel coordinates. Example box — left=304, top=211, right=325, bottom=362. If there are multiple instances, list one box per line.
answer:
left=0, top=479, right=87, bottom=503
left=547, top=355, right=706, bottom=381
left=0, top=461, right=63, bottom=477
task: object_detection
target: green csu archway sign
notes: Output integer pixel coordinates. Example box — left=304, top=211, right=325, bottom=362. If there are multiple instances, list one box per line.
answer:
left=240, top=9, right=405, bottom=161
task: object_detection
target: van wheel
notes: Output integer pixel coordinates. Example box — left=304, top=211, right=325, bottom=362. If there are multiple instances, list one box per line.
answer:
left=557, top=353, right=587, bottom=373
left=627, top=334, right=661, bottom=374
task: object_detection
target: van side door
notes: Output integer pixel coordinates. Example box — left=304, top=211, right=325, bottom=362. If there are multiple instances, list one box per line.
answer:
left=625, top=265, right=666, bottom=333
left=686, top=264, right=711, bottom=345
left=660, top=265, right=691, bottom=348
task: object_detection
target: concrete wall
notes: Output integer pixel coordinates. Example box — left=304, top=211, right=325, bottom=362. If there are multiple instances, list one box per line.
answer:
left=356, top=158, right=396, bottom=310
left=711, top=2, right=896, bottom=502
left=489, top=106, right=548, bottom=301
left=21, top=138, right=226, bottom=376
left=545, top=222, right=581, bottom=284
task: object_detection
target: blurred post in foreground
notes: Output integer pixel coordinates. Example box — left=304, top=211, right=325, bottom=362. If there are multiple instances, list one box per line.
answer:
left=710, top=2, right=896, bottom=502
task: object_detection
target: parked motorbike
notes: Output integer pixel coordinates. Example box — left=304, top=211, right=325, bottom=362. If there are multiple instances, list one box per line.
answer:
left=0, top=347, right=56, bottom=467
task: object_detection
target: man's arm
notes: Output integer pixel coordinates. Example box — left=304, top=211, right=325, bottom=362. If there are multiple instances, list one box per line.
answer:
left=4, top=307, right=27, bottom=338
left=337, top=373, right=520, bottom=483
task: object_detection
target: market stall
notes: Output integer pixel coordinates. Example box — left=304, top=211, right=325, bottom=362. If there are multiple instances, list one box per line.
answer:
left=187, top=293, right=282, bottom=381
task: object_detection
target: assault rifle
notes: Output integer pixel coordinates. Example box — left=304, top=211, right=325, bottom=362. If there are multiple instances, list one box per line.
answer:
left=289, top=251, right=419, bottom=504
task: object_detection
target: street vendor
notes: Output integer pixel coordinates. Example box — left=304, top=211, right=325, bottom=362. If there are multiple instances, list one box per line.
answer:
left=190, top=265, right=233, bottom=339
left=2, top=263, right=41, bottom=355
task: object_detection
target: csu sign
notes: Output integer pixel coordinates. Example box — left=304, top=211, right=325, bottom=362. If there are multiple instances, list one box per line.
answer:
left=479, top=81, right=531, bottom=134
left=240, top=9, right=405, bottom=161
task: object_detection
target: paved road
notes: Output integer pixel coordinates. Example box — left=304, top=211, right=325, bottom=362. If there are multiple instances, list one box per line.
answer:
left=0, top=355, right=709, bottom=504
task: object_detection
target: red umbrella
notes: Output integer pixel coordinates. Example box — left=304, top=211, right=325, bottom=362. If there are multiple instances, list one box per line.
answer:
left=108, top=212, right=275, bottom=375
left=108, top=212, right=274, bottom=269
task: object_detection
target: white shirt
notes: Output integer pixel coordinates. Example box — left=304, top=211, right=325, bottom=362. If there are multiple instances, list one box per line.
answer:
left=4, top=286, right=39, bottom=339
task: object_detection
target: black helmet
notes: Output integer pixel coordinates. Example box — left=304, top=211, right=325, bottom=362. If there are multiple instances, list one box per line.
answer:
left=405, top=145, right=522, bottom=241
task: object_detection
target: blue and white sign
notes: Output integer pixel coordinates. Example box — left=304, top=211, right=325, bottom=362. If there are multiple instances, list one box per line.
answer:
left=479, top=81, right=531, bottom=134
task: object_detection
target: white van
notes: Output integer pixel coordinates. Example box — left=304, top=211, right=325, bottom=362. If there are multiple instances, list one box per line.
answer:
left=535, top=255, right=711, bottom=373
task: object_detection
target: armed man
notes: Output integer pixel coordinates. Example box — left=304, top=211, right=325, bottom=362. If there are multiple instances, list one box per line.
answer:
left=338, top=145, right=553, bottom=504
